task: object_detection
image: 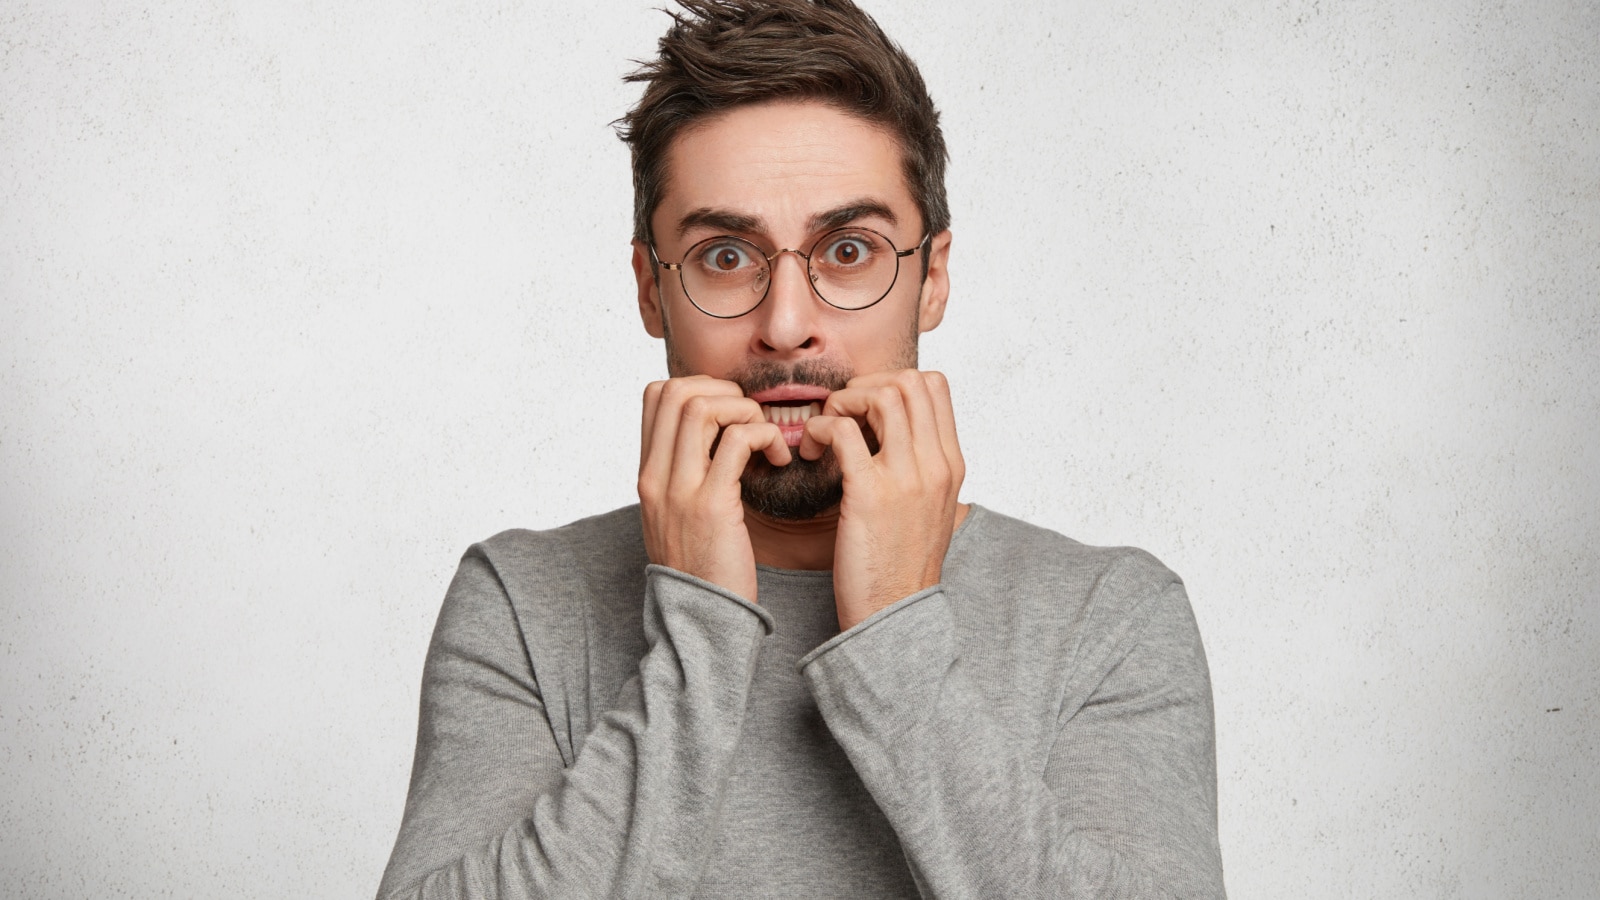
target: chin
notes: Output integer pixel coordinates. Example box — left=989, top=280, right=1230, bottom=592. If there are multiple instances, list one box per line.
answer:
left=741, top=453, right=843, bottom=521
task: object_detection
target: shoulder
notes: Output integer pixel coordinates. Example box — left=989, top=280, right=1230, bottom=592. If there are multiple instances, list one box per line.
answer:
left=946, top=507, right=1210, bottom=729
left=951, top=504, right=1182, bottom=603
left=441, top=506, right=651, bottom=763
left=434, top=504, right=645, bottom=621
left=471, top=504, right=647, bottom=580
left=946, top=505, right=1195, bottom=674
left=434, top=504, right=649, bottom=644
left=460, top=503, right=650, bottom=639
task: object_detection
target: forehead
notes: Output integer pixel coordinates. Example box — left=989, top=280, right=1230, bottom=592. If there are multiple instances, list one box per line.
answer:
left=656, top=100, right=914, bottom=239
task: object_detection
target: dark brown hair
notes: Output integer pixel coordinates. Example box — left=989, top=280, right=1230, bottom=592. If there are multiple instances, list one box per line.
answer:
left=616, top=0, right=949, bottom=248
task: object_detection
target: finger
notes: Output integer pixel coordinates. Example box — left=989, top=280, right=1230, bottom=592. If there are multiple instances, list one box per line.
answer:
left=641, top=380, right=666, bottom=471
left=669, top=394, right=766, bottom=491
left=921, top=370, right=964, bottom=476
left=641, top=377, right=743, bottom=487
left=707, top=421, right=790, bottom=486
left=845, top=370, right=941, bottom=463
left=824, top=384, right=912, bottom=463
left=800, top=415, right=874, bottom=476
left=798, top=415, right=828, bottom=461
left=888, top=369, right=945, bottom=467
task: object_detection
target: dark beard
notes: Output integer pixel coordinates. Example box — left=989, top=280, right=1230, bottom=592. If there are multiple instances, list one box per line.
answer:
left=732, top=359, right=853, bottom=521
left=741, top=453, right=843, bottom=521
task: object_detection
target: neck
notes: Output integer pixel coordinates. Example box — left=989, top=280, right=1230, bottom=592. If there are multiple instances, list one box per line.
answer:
left=745, top=504, right=840, bottom=571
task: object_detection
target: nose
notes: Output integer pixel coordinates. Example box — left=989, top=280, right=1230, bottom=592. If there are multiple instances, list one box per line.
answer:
left=751, top=249, right=823, bottom=357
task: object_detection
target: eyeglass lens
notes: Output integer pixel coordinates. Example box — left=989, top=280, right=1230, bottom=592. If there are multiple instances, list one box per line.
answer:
left=677, top=227, right=901, bottom=317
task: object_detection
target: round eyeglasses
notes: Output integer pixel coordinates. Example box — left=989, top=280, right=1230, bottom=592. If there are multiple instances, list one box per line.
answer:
left=651, top=227, right=930, bottom=319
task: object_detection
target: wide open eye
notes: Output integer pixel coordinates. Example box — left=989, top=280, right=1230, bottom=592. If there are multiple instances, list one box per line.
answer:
left=696, top=240, right=757, bottom=274
left=819, top=232, right=880, bottom=269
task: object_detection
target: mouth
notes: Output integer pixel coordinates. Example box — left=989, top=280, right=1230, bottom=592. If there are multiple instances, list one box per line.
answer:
left=749, top=385, right=830, bottom=446
left=760, top=401, right=822, bottom=446
left=762, top=400, right=821, bottom=428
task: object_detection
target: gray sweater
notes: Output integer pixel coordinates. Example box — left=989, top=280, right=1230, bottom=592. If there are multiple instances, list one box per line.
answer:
left=378, top=504, right=1224, bottom=898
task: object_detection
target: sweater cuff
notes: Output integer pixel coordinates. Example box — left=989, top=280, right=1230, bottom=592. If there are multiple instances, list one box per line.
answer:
left=799, top=586, right=954, bottom=739
left=645, top=564, right=776, bottom=636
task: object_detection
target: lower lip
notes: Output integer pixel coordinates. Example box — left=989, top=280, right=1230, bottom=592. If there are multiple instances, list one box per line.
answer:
left=777, top=422, right=806, bottom=447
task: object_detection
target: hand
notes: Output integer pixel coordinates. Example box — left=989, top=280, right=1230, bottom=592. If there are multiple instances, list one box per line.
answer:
left=638, top=375, right=791, bottom=601
left=799, top=369, right=965, bottom=630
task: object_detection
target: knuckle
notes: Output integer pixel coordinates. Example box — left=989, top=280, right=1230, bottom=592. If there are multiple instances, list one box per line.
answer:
left=682, top=394, right=712, bottom=418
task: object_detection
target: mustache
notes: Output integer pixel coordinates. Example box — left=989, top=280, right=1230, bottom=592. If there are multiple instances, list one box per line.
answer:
left=732, top=359, right=853, bottom=397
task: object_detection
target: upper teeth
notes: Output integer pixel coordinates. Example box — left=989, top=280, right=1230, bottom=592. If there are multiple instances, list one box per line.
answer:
left=763, top=402, right=821, bottom=425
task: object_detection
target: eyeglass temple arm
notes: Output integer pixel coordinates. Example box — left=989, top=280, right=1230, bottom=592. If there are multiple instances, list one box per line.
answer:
left=648, top=245, right=683, bottom=271
left=895, top=233, right=933, bottom=257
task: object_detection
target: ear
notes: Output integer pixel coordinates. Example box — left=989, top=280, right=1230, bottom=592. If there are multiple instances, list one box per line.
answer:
left=916, top=229, right=952, bottom=333
left=632, top=239, right=665, bottom=339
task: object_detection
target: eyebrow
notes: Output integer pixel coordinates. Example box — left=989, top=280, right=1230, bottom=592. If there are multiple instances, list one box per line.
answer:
left=808, top=200, right=898, bottom=234
left=676, top=208, right=763, bottom=239
left=674, top=198, right=900, bottom=242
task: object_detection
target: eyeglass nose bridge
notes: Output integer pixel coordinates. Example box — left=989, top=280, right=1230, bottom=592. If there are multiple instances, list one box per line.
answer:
left=758, top=246, right=822, bottom=290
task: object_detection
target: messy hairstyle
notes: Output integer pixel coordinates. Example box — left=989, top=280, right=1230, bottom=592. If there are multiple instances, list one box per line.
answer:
left=616, top=0, right=949, bottom=250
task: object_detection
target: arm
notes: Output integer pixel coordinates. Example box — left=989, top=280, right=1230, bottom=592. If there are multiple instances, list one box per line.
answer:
left=800, top=369, right=1222, bottom=894
left=380, top=376, right=791, bottom=899
left=377, top=552, right=772, bottom=900
left=800, top=563, right=1225, bottom=898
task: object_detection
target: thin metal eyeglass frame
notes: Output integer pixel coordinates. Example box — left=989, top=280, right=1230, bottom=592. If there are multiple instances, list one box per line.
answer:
left=650, top=227, right=931, bottom=319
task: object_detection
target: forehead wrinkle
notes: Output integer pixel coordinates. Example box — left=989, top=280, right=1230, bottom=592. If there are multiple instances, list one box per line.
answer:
left=660, top=102, right=915, bottom=245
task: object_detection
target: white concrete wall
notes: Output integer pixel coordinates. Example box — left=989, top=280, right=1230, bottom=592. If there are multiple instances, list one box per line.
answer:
left=3, top=1, right=1595, bottom=896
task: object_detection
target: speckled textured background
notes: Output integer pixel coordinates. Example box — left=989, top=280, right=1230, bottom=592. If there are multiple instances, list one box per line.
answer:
left=2, top=1, right=1596, bottom=896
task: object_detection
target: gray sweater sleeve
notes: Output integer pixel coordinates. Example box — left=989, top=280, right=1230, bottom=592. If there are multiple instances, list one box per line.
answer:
left=377, top=555, right=772, bottom=900
left=800, top=555, right=1225, bottom=898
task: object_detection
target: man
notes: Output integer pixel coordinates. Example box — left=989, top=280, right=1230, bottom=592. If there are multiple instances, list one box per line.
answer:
left=378, top=1, right=1224, bottom=897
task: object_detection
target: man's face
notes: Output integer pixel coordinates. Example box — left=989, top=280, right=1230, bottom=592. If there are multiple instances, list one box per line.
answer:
left=631, top=99, right=951, bottom=519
